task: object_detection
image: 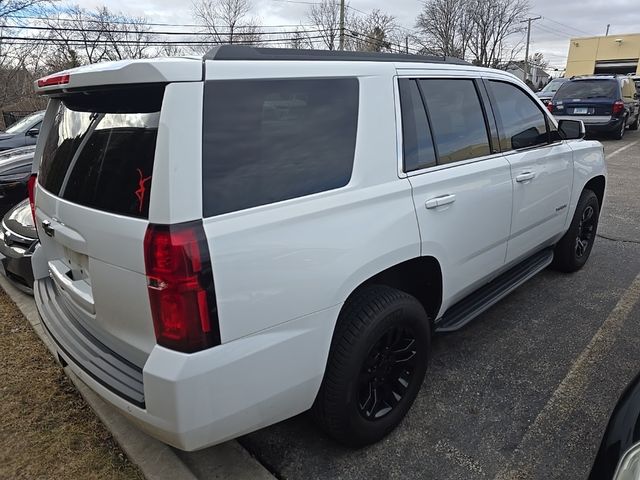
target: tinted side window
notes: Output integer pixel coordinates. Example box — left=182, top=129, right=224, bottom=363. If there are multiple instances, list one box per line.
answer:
left=202, top=78, right=359, bottom=217
left=488, top=81, right=548, bottom=150
left=398, top=79, right=436, bottom=171
left=418, top=79, right=491, bottom=164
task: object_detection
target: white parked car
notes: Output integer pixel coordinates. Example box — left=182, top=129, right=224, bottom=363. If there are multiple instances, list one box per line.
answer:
left=30, top=46, right=606, bottom=451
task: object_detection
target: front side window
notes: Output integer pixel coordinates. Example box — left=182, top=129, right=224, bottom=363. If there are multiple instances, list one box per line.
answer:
left=202, top=78, right=359, bottom=217
left=488, top=81, right=549, bottom=151
left=418, top=79, right=491, bottom=164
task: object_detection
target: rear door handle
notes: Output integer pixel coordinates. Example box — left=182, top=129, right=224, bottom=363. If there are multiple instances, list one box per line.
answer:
left=516, top=171, right=536, bottom=183
left=425, top=194, right=456, bottom=209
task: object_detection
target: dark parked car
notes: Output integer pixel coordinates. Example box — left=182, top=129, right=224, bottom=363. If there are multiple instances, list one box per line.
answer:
left=0, top=198, right=38, bottom=294
left=536, top=77, right=568, bottom=104
left=549, top=75, right=639, bottom=139
left=589, top=372, right=640, bottom=479
left=0, top=145, right=36, bottom=216
left=0, top=110, right=44, bottom=152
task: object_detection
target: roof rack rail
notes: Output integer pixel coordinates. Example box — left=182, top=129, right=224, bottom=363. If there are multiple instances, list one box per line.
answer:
left=203, top=45, right=469, bottom=65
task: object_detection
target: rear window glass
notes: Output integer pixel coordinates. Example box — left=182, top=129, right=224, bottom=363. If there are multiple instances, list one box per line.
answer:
left=39, top=85, right=164, bottom=219
left=202, top=78, right=359, bottom=217
left=554, top=80, right=618, bottom=100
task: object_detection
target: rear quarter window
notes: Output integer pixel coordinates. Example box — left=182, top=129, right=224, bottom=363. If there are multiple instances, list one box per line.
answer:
left=202, top=78, right=359, bottom=217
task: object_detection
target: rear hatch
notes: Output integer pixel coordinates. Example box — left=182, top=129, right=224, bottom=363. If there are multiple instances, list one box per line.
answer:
left=34, top=83, right=166, bottom=367
left=552, top=79, right=619, bottom=117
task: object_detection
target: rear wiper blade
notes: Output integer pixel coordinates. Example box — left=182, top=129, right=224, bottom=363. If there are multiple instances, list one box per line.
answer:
left=585, top=95, right=608, bottom=98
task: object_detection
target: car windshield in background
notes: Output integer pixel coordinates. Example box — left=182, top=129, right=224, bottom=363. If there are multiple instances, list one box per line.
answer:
left=554, top=80, right=617, bottom=100
left=5, top=112, right=43, bottom=134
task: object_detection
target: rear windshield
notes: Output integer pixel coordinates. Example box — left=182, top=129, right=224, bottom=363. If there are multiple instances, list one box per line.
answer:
left=554, top=80, right=618, bottom=101
left=39, top=85, right=165, bottom=219
left=202, top=78, right=359, bottom=217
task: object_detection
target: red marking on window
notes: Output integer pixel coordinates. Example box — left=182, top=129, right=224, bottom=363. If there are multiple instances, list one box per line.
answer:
left=135, top=169, right=152, bottom=213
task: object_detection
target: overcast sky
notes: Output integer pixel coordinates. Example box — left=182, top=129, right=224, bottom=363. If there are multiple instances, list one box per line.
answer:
left=78, top=0, right=640, bottom=72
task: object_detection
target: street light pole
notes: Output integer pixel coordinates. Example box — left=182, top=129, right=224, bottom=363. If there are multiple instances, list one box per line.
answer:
left=521, top=16, right=542, bottom=84
left=339, top=0, right=345, bottom=50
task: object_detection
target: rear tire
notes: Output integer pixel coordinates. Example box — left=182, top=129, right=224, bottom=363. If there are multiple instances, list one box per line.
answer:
left=612, top=117, right=626, bottom=140
left=551, top=189, right=600, bottom=273
left=312, top=285, right=431, bottom=447
left=629, top=114, right=639, bottom=131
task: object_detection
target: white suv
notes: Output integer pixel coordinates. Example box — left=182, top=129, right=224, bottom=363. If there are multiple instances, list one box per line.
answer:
left=30, top=46, right=606, bottom=450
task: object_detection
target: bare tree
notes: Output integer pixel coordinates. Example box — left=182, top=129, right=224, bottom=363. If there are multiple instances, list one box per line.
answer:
left=466, top=0, right=528, bottom=67
left=193, top=0, right=261, bottom=47
left=40, top=6, right=155, bottom=65
left=415, top=0, right=528, bottom=65
left=347, top=9, right=397, bottom=52
left=307, top=0, right=346, bottom=51
left=415, top=0, right=471, bottom=58
left=288, top=26, right=314, bottom=50
left=0, top=0, right=50, bottom=19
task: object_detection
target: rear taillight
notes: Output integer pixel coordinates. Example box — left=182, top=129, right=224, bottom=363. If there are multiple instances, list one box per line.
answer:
left=143, top=221, right=220, bottom=353
left=612, top=100, right=625, bottom=116
left=27, top=174, right=37, bottom=226
left=547, top=103, right=554, bottom=113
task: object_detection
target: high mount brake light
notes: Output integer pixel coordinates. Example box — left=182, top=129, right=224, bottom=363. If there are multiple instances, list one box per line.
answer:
left=37, top=73, right=70, bottom=88
left=143, top=221, right=221, bottom=353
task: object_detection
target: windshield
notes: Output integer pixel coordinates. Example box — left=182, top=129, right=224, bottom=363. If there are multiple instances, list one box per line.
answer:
left=541, top=79, right=566, bottom=93
left=5, top=111, right=44, bottom=134
left=554, top=80, right=618, bottom=100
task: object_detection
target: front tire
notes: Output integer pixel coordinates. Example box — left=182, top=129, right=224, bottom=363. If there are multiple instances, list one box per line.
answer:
left=312, top=285, right=431, bottom=447
left=552, top=189, right=600, bottom=273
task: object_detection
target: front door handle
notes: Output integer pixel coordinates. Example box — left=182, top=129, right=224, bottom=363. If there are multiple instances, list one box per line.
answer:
left=425, top=194, right=456, bottom=209
left=516, top=171, right=536, bottom=183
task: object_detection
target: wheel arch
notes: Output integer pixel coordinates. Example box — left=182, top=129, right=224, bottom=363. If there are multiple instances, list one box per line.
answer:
left=340, top=256, right=443, bottom=324
left=584, top=175, right=606, bottom=209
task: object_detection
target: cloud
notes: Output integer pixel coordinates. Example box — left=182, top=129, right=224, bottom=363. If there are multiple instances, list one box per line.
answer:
left=90, top=0, right=640, bottom=70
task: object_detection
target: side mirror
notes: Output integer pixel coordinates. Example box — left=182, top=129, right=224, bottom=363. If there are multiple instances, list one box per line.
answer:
left=613, top=442, right=640, bottom=480
left=558, top=119, right=585, bottom=140
left=26, top=128, right=39, bottom=137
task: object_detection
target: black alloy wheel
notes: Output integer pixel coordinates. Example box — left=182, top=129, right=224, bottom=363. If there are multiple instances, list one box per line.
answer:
left=357, top=325, right=418, bottom=420
left=575, top=204, right=596, bottom=259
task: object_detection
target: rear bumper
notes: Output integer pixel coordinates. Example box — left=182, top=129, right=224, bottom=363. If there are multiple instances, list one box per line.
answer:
left=36, top=277, right=339, bottom=450
left=555, top=114, right=623, bottom=133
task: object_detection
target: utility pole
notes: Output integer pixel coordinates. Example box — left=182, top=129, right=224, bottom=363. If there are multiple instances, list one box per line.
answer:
left=338, top=0, right=345, bottom=50
left=521, top=16, right=541, bottom=84
left=405, top=36, right=409, bottom=54
left=605, top=24, right=610, bottom=36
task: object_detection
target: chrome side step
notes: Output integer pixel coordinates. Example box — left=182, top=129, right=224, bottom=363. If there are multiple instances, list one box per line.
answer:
left=435, top=248, right=554, bottom=333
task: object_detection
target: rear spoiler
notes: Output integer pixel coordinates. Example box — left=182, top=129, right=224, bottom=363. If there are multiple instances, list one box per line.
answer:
left=34, top=57, right=204, bottom=95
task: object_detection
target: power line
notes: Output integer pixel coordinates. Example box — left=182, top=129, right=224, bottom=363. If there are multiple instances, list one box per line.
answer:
left=6, top=24, right=330, bottom=36
left=0, top=35, right=329, bottom=46
left=7, top=13, right=316, bottom=29
left=534, top=15, right=592, bottom=37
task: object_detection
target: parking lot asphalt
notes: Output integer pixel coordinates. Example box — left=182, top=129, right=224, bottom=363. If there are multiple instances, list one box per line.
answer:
left=225, top=131, right=640, bottom=480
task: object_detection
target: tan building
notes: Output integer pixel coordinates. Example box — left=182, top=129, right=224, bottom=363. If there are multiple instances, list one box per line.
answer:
left=565, top=33, right=640, bottom=77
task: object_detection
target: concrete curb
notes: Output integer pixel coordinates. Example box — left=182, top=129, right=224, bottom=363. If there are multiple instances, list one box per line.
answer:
left=0, top=275, right=275, bottom=480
